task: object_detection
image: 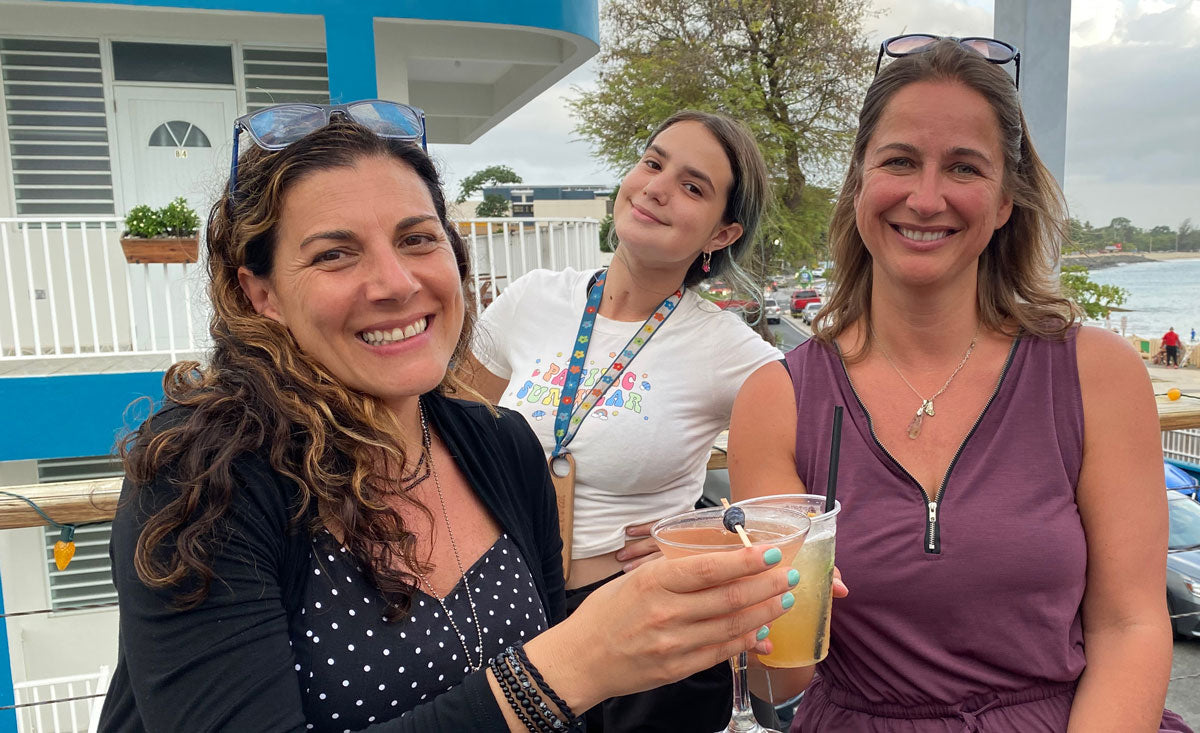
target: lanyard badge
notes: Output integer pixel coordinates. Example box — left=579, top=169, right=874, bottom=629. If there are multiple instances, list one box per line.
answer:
left=547, top=269, right=683, bottom=580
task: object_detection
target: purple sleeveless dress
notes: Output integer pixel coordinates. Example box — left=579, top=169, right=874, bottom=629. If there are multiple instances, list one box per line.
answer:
left=785, top=331, right=1192, bottom=733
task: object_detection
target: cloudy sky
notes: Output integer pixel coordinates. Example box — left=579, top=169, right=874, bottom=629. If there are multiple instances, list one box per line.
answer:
left=429, top=0, right=1200, bottom=231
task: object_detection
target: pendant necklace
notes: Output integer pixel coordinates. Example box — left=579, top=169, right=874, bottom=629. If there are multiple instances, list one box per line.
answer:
left=412, top=402, right=484, bottom=672
left=874, top=322, right=981, bottom=439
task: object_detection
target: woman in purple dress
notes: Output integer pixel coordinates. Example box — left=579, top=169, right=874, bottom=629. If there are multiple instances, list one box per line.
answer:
left=729, top=37, right=1191, bottom=732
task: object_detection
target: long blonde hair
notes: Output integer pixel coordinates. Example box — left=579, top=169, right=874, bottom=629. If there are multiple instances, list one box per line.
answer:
left=815, top=39, right=1079, bottom=353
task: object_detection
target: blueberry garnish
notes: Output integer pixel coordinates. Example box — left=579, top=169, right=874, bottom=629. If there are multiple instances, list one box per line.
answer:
left=722, top=506, right=746, bottom=533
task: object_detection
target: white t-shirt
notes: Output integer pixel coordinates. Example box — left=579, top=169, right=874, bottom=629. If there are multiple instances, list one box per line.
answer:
left=472, top=268, right=781, bottom=558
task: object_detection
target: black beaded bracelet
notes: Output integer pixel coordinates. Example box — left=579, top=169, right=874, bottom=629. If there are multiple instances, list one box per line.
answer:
left=512, top=642, right=578, bottom=725
left=507, top=651, right=566, bottom=731
left=490, top=655, right=538, bottom=733
left=501, top=650, right=559, bottom=731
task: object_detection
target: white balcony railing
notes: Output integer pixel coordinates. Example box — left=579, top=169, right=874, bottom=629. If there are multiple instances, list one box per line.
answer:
left=0, top=217, right=602, bottom=362
left=13, top=666, right=110, bottom=733
left=1164, top=428, right=1200, bottom=466
left=459, top=218, right=603, bottom=311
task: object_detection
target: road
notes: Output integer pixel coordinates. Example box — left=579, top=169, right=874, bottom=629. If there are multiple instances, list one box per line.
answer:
left=770, top=312, right=811, bottom=353
left=728, top=310, right=1200, bottom=728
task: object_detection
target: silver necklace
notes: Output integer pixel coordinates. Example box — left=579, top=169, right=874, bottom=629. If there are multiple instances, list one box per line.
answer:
left=873, top=323, right=981, bottom=440
left=413, top=402, right=484, bottom=672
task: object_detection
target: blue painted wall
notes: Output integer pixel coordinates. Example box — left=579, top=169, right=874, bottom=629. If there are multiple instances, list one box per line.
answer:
left=32, top=0, right=599, bottom=103
left=0, top=373, right=165, bottom=462
left=0, top=583, right=13, bottom=733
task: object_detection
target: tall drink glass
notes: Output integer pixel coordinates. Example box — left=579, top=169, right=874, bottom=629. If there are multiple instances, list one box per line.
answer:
left=736, top=495, right=840, bottom=668
left=652, top=505, right=810, bottom=733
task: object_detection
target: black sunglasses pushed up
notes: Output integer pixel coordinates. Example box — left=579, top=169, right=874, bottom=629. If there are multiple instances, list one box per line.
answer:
left=875, top=34, right=1021, bottom=89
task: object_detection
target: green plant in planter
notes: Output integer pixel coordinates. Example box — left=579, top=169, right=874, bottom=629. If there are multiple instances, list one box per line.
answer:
left=123, top=198, right=199, bottom=238
left=159, top=197, right=200, bottom=237
left=124, top=204, right=163, bottom=238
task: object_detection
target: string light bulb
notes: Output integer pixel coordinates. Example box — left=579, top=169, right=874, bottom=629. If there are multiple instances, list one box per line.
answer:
left=54, top=525, right=77, bottom=571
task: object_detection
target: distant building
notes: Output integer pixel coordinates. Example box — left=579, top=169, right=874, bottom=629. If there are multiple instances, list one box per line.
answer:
left=482, top=183, right=614, bottom=220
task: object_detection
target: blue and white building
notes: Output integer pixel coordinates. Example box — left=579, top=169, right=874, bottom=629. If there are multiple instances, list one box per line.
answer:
left=0, top=1, right=600, bottom=729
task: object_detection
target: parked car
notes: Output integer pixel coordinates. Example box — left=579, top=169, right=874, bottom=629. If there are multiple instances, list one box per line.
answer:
left=1167, top=490, right=1200, bottom=638
left=714, top=298, right=760, bottom=323
left=801, top=301, right=822, bottom=325
left=1167, top=460, right=1199, bottom=499
left=790, top=289, right=820, bottom=316
left=764, top=298, right=782, bottom=324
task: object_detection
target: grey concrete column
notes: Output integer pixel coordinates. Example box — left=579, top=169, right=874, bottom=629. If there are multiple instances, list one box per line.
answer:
left=994, top=0, right=1072, bottom=187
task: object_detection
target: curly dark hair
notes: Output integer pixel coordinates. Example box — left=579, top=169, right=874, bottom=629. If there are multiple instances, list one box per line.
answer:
left=120, top=119, right=479, bottom=620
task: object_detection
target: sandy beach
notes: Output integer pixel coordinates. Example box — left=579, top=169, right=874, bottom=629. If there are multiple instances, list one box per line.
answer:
left=1063, top=251, right=1200, bottom=269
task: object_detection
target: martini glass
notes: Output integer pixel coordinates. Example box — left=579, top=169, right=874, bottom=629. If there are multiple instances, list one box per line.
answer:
left=652, top=505, right=810, bottom=733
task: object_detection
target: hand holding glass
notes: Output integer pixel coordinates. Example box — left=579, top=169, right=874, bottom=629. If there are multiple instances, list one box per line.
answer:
left=736, top=494, right=841, bottom=668
left=653, top=505, right=811, bottom=733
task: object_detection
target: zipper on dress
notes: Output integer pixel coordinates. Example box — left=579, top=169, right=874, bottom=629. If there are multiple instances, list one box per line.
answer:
left=840, top=337, right=1019, bottom=554
left=926, top=500, right=938, bottom=551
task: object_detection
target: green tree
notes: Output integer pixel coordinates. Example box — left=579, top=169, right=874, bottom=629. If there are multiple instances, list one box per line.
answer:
left=1060, top=265, right=1129, bottom=319
left=474, top=194, right=512, bottom=218
left=570, top=0, right=873, bottom=274
left=1177, top=218, right=1193, bottom=252
left=1108, top=216, right=1134, bottom=249
left=1147, top=224, right=1172, bottom=253
left=456, top=165, right=523, bottom=218
left=598, top=215, right=615, bottom=253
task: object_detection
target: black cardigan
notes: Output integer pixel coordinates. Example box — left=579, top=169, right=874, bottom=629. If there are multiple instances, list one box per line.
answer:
left=98, top=392, right=565, bottom=732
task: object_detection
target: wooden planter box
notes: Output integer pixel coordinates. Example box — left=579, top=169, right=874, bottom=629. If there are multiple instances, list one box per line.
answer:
left=120, top=236, right=200, bottom=264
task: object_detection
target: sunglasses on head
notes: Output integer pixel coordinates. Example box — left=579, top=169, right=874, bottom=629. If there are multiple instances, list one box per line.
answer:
left=875, top=34, right=1021, bottom=89
left=228, top=99, right=427, bottom=198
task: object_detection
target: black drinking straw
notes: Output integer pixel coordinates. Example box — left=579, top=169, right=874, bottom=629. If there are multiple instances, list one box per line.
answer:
left=825, top=406, right=843, bottom=513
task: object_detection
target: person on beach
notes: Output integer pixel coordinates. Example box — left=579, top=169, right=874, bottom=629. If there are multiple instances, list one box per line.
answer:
left=1163, top=326, right=1181, bottom=368
left=98, top=112, right=801, bottom=732
left=460, top=110, right=784, bottom=731
left=729, top=37, right=1191, bottom=731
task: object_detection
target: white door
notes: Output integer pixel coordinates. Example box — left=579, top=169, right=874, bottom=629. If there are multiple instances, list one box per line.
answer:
left=113, top=85, right=235, bottom=215
left=113, top=86, right=236, bottom=355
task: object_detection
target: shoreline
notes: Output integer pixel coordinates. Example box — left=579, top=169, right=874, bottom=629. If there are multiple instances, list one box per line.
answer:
left=1062, top=251, right=1200, bottom=270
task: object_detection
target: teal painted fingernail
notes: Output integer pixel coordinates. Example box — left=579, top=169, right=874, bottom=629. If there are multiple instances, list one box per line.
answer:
left=756, top=625, right=770, bottom=641
left=787, top=569, right=800, bottom=587
left=781, top=592, right=795, bottom=610
left=763, top=548, right=783, bottom=565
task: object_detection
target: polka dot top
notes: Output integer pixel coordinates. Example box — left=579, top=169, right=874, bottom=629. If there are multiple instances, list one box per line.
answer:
left=290, top=531, right=548, bottom=732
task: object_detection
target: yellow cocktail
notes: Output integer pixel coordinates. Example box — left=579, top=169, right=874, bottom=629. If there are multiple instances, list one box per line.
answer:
left=651, top=505, right=811, bottom=733
left=736, top=494, right=840, bottom=668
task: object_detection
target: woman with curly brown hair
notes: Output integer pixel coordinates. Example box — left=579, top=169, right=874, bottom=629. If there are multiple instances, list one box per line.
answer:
left=97, top=108, right=802, bottom=732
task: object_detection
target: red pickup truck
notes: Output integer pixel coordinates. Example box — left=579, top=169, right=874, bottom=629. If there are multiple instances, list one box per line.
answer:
left=791, top=289, right=821, bottom=316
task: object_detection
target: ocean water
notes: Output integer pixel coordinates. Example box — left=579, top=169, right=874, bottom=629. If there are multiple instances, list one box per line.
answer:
left=1086, top=257, right=1200, bottom=342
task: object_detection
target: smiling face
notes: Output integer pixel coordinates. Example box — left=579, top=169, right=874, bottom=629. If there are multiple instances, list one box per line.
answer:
left=237, top=155, right=465, bottom=415
left=612, top=120, right=743, bottom=275
left=854, top=80, right=1014, bottom=291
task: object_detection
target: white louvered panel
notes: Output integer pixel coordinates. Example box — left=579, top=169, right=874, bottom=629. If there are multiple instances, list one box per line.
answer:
left=242, top=47, right=329, bottom=112
left=42, top=523, right=117, bottom=611
left=0, top=37, right=115, bottom=216
left=38, top=455, right=123, bottom=611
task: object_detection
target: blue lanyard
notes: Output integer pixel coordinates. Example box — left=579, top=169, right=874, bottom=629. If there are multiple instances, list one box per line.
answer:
left=551, top=270, right=683, bottom=458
